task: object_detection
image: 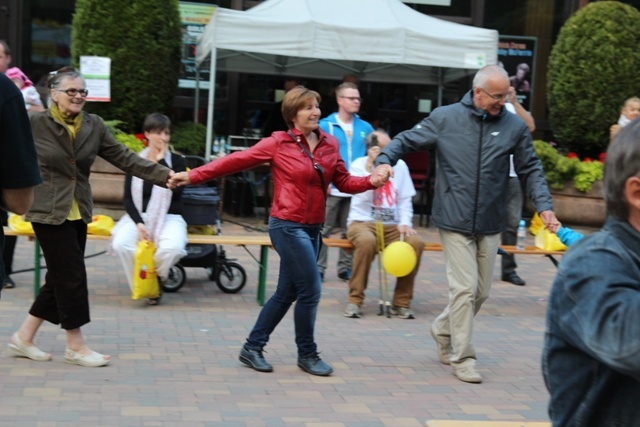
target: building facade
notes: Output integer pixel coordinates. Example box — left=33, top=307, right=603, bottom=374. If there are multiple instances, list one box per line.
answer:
left=1, top=0, right=637, bottom=138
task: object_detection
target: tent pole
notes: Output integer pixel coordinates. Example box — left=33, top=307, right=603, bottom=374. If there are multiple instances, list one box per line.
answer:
left=437, top=68, right=443, bottom=107
left=194, top=68, right=200, bottom=123
left=205, top=48, right=218, bottom=162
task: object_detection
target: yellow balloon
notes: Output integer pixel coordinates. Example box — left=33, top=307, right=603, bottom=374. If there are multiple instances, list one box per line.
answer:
left=382, top=241, right=417, bottom=277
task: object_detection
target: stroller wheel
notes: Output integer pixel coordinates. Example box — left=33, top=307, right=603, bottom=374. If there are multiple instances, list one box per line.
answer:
left=215, top=261, right=247, bottom=293
left=161, top=264, right=186, bottom=293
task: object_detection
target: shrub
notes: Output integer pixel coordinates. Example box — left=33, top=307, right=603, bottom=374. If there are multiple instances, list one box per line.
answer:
left=533, top=140, right=603, bottom=192
left=71, top=0, right=182, bottom=133
left=170, top=121, right=209, bottom=157
left=547, top=1, right=640, bottom=158
left=103, top=120, right=144, bottom=152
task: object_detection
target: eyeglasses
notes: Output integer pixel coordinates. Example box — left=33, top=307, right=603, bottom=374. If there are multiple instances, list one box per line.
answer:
left=478, top=87, right=508, bottom=101
left=339, top=96, right=363, bottom=103
left=56, top=88, right=89, bottom=97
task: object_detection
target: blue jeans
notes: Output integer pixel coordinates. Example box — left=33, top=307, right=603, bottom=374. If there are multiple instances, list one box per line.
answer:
left=245, top=217, right=322, bottom=358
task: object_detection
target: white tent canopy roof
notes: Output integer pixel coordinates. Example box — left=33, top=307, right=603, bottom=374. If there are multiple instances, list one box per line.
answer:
left=196, top=0, right=499, bottom=85
left=195, top=0, right=499, bottom=158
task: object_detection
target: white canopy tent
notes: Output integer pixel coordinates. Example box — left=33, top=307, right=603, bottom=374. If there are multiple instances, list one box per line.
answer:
left=196, top=0, right=499, bottom=156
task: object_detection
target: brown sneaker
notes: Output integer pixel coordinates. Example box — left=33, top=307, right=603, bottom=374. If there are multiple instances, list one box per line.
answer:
left=429, top=325, right=451, bottom=365
left=453, top=365, right=483, bottom=383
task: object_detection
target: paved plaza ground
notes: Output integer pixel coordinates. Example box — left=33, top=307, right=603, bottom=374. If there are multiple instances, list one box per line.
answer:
left=0, top=213, right=587, bottom=427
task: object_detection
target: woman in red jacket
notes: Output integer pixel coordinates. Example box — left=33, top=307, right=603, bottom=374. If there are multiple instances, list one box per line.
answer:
left=170, top=86, right=388, bottom=376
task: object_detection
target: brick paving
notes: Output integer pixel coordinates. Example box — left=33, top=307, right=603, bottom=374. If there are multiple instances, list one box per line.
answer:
left=0, top=214, right=587, bottom=427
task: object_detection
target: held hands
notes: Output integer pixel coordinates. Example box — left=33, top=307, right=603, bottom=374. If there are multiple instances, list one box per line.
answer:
left=168, top=171, right=191, bottom=189
left=540, top=210, right=561, bottom=234
left=370, top=164, right=394, bottom=187
left=165, top=170, right=175, bottom=188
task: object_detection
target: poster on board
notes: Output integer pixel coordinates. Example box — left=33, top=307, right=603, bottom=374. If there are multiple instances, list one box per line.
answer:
left=498, top=36, right=536, bottom=111
left=80, top=56, right=110, bottom=102
left=179, top=2, right=217, bottom=89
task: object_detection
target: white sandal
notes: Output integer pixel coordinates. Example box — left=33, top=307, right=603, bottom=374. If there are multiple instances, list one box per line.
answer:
left=64, top=348, right=110, bottom=367
left=7, top=332, right=52, bottom=361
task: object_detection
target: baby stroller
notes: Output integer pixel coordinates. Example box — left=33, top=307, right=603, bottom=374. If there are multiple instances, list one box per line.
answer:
left=160, top=156, right=247, bottom=294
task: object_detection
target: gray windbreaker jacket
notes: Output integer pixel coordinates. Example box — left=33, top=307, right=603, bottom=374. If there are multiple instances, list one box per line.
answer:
left=375, top=90, right=553, bottom=235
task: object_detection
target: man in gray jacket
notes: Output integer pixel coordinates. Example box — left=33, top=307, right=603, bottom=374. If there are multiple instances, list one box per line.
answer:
left=375, top=65, right=560, bottom=384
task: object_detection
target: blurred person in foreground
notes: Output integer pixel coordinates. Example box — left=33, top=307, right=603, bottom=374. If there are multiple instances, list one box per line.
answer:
left=0, top=72, right=42, bottom=298
left=111, top=113, right=187, bottom=305
left=344, top=130, right=423, bottom=319
left=374, top=65, right=559, bottom=384
left=543, top=118, right=640, bottom=426
left=8, top=67, right=173, bottom=367
left=169, top=86, right=389, bottom=376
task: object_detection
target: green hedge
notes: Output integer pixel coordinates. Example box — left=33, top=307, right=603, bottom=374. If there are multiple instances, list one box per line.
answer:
left=170, top=121, right=209, bottom=157
left=547, top=1, right=640, bottom=157
left=71, top=0, right=182, bottom=133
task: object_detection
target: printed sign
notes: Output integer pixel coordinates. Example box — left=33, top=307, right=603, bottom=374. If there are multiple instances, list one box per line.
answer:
left=179, top=2, right=217, bottom=89
left=498, top=36, right=536, bottom=111
left=80, top=56, right=111, bottom=102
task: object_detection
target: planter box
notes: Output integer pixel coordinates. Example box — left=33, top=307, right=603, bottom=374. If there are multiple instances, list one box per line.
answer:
left=550, top=180, right=605, bottom=227
left=90, top=156, right=125, bottom=214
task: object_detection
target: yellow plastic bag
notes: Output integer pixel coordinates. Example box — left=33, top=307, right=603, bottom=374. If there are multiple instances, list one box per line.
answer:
left=535, top=228, right=568, bottom=251
left=528, top=212, right=544, bottom=236
left=131, top=240, right=160, bottom=300
left=8, top=213, right=34, bottom=234
left=87, top=214, right=115, bottom=236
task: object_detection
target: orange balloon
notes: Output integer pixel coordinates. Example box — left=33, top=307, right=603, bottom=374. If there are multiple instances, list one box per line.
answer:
left=382, top=241, right=417, bottom=277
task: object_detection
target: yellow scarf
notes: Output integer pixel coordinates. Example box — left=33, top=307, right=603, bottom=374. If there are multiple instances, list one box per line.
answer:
left=50, top=103, right=83, bottom=220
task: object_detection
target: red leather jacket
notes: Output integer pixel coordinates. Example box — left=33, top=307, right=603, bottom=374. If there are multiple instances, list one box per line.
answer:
left=188, top=128, right=374, bottom=224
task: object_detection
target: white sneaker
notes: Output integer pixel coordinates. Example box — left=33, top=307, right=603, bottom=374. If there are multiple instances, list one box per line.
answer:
left=343, top=303, right=362, bottom=318
left=390, top=306, right=415, bottom=319
left=453, top=365, right=482, bottom=383
left=430, top=325, right=452, bottom=365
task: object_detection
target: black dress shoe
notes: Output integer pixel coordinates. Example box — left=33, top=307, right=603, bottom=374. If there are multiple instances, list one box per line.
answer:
left=239, top=346, right=273, bottom=372
left=298, top=354, right=333, bottom=376
left=502, top=272, right=526, bottom=286
left=337, top=269, right=351, bottom=281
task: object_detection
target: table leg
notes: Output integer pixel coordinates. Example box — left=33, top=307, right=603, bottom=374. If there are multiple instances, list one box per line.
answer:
left=257, top=245, right=269, bottom=306
left=34, top=238, right=41, bottom=297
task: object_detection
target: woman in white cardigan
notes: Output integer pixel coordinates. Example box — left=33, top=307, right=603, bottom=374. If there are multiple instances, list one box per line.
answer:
left=111, top=113, right=187, bottom=305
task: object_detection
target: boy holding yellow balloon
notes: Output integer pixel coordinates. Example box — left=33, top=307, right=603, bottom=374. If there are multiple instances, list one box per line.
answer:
left=344, top=130, right=423, bottom=319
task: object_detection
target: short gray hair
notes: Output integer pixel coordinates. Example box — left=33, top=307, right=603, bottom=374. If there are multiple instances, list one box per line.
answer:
left=473, top=65, right=508, bottom=89
left=47, top=66, right=84, bottom=90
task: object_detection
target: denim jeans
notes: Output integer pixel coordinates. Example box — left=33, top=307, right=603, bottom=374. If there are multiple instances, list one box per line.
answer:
left=245, top=217, right=322, bottom=358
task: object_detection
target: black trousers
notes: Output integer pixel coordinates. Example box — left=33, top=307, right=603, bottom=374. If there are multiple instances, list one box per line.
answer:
left=29, top=220, right=90, bottom=330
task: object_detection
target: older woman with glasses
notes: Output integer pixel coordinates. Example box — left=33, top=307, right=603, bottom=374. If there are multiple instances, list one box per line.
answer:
left=7, top=66, right=174, bottom=367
